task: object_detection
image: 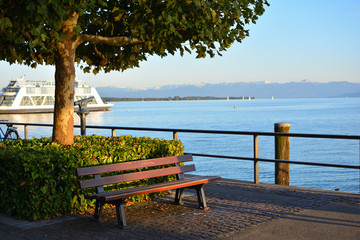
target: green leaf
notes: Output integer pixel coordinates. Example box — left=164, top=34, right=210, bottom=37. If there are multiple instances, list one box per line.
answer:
left=193, top=0, right=201, bottom=8
left=40, top=34, right=47, bottom=42
left=83, top=67, right=91, bottom=73
left=98, top=0, right=108, bottom=7
left=112, top=7, right=119, bottom=13
left=211, top=10, right=217, bottom=21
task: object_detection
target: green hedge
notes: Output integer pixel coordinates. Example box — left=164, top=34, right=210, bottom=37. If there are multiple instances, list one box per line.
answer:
left=0, top=135, right=184, bottom=220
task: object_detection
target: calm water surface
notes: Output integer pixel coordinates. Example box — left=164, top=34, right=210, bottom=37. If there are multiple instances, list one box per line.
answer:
left=4, top=98, right=360, bottom=193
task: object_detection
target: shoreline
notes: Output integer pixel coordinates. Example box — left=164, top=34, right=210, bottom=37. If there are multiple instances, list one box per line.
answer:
left=102, top=96, right=255, bottom=102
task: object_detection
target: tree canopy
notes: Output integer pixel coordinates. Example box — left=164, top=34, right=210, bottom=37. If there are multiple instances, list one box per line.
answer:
left=0, top=0, right=269, bottom=144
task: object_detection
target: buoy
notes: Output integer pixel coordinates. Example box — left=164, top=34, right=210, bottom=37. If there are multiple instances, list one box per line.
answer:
left=127, top=109, right=129, bottom=112
left=234, top=104, right=236, bottom=109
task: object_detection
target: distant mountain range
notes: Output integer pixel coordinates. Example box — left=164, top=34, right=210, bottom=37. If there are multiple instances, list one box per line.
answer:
left=97, top=81, right=360, bottom=99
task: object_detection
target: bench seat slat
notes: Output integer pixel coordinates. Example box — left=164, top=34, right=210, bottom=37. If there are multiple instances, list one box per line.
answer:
left=77, top=155, right=193, bottom=176
left=86, top=176, right=221, bottom=202
left=80, top=164, right=196, bottom=189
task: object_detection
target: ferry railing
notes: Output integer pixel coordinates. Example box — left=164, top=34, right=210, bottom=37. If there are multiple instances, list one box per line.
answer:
left=3, top=122, right=360, bottom=191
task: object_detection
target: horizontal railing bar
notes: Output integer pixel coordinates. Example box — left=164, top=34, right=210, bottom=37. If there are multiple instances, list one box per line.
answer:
left=187, top=152, right=360, bottom=170
left=3, top=122, right=360, bottom=140
left=75, top=125, right=360, bottom=140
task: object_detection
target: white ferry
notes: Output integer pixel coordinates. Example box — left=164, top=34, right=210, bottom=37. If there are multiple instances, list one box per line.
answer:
left=0, top=75, right=113, bottom=114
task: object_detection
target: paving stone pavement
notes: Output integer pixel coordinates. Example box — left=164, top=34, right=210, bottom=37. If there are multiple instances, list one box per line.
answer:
left=0, top=178, right=359, bottom=240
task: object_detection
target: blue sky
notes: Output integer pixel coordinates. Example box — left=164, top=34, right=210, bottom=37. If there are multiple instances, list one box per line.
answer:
left=0, top=0, right=359, bottom=89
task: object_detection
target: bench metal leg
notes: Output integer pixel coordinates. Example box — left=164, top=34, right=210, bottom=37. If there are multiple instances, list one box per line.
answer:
left=174, top=188, right=184, bottom=205
left=94, top=200, right=103, bottom=221
left=115, top=201, right=127, bottom=228
left=196, top=185, right=209, bottom=210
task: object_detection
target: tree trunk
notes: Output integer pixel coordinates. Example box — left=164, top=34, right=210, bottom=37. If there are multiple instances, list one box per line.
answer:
left=52, top=14, right=79, bottom=144
left=52, top=49, right=76, bottom=144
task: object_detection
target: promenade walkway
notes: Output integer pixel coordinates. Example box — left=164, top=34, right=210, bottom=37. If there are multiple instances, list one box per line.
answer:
left=0, top=178, right=359, bottom=240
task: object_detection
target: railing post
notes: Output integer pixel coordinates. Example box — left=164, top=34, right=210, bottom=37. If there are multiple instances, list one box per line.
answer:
left=112, top=129, right=116, bottom=137
left=254, top=135, right=259, bottom=184
left=79, top=114, right=87, bottom=136
left=274, top=122, right=291, bottom=185
left=173, top=131, right=178, bottom=141
left=24, top=125, right=28, bottom=139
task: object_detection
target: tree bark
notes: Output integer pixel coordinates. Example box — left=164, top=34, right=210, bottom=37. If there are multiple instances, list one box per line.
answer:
left=52, top=14, right=79, bottom=144
left=52, top=48, right=76, bottom=144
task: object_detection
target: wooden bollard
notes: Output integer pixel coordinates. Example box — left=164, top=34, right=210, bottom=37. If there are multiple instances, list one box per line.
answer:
left=274, top=122, right=290, bottom=185
left=24, top=125, right=28, bottom=139
left=173, top=131, right=178, bottom=141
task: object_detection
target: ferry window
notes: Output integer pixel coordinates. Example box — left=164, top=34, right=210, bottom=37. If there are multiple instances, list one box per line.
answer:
left=20, top=96, right=33, bottom=106
left=41, top=88, right=54, bottom=94
left=76, top=88, right=91, bottom=94
left=44, top=96, right=55, bottom=105
left=4, top=88, right=18, bottom=93
left=84, top=88, right=91, bottom=94
left=26, top=87, right=35, bottom=94
left=31, top=96, right=44, bottom=106
left=0, top=96, right=15, bottom=106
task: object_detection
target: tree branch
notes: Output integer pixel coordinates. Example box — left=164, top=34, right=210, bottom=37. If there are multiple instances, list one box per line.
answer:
left=80, top=34, right=143, bottom=47
left=93, top=44, right=107, bottom=66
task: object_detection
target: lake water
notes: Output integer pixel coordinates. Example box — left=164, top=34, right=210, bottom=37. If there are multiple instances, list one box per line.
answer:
left=4, top=98, right=360, bottom=193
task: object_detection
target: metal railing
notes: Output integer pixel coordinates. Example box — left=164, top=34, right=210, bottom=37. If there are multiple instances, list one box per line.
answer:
left=2, top=122, right=360, bottom=190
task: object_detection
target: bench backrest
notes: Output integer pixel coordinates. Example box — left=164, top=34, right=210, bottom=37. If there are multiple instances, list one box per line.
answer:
left=77, top=155, right=194, bottom=189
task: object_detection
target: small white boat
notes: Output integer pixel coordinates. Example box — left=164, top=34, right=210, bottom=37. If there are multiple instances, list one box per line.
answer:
left=0, top=75, right=113, bottom=114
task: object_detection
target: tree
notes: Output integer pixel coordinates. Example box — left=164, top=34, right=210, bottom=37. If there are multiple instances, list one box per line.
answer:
left=0, top=0, right=269, bottom=144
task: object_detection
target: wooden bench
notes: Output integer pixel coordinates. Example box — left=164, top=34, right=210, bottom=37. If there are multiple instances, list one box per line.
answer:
left=77, top=154, right=221, bottom=228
